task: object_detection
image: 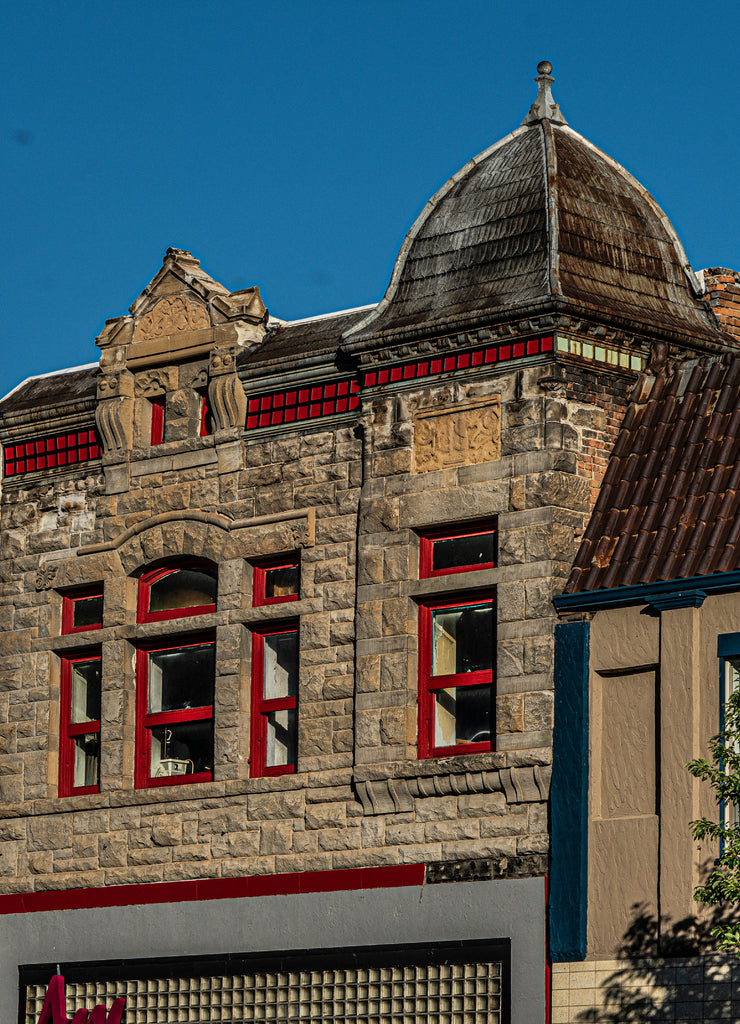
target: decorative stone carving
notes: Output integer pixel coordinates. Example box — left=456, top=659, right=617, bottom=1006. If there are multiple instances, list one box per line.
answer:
left=134, top=295, right=210, bottom=341
left=180, top=366, right=209, bottom=390
left=35, top=565, right=57, bottom=591
left=208, top=346, right=246, bottom=430
left=354, top=764, right=551, bottom=816
left=95, top=370, right=135, bottom=452
left=134, top=368, right=173, bottom=397
left=413, top=395, right=501, bottom=472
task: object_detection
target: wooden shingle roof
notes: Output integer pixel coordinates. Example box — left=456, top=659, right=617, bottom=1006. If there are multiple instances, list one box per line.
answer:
left=566, top=354, right=740, bottom=594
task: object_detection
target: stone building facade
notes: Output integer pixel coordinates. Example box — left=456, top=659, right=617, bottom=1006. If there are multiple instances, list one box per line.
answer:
left=1, top=64, right=737, bottom=1023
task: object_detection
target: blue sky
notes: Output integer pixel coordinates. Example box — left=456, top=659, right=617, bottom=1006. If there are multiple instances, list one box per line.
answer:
left=2, top=0, right=738, bottom=396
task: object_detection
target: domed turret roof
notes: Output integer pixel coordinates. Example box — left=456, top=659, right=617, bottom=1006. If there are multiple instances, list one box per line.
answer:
left=344, top=62, right=723, bottom=349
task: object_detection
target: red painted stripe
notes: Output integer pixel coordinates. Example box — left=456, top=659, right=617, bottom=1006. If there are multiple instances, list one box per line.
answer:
left=0, top=863, right=425, bottom=916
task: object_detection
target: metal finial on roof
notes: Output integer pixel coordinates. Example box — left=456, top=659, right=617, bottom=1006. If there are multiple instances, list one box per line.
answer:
left=522, top=60, right=568, bottom=126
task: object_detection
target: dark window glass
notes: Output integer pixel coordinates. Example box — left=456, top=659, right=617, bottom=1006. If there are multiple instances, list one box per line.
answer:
left=431, top=532, right=495, bottom=573
left=72, top=595, right=103, bottom=630
left=148, top=643, right=215, bottom=713
left=434, top=683, right=492, bottom=749
left=266, top=708, right=298, bottom=769
left=431, top=602, right=494, bottom=676
left=151, top=720, right=213, bottom=778
left=264, top=564, right=300, bottom=601
left=73, top=734, right=100, bottom=789
left=149, top=569, right=217, bottom=614
left=71, top=658, right=102, bottom=722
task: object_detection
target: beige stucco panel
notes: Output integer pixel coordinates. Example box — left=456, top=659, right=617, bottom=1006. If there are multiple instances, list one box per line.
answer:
left=590, top=604, right=659, bottom=673
left=589, top=815, right=659, bottom=958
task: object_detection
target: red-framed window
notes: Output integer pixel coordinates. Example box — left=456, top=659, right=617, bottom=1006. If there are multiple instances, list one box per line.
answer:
left=137, top=562, right=217, bottom=623
left=198, top=388, right=212, bottom=437
left=419, top=522, right=497, bottom=578
left=253, top=555, right=300, bottom=606
left=59, top=650, right=101, bottom=796
left=61, top=586, right=103, bottom=634
left=150, top=397, right=165, bottom=446
left=417, top=591, right=495, bottom=759
left=250, top=624, right=299, bottom=776
left=135, top=635, right=215, bottom=788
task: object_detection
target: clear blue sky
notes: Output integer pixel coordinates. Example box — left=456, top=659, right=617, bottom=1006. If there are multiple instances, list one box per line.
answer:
left=2, top=0, right=738, bottom=397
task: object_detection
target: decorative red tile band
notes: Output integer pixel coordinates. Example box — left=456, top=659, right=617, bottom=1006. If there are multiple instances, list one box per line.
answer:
left=3, top=337, right=553, bottom=477
left=246, top=378, right=360, bottom=430
left=3, top=429, right=101, bottom=478
left=362, top=336, right=554, bottom=388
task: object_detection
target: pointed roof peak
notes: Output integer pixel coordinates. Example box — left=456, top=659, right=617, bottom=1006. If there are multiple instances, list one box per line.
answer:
left=522, top=60, right=568, bottom=126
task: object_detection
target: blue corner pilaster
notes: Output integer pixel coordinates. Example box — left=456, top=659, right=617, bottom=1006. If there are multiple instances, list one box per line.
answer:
left=550, top=620, right=589, bottom=962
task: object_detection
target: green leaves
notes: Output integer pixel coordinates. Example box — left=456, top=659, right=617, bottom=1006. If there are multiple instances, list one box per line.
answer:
left=687, top=688, right=740, bottom=954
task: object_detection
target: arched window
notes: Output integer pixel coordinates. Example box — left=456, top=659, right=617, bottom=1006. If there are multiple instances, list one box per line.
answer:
left=137, top=561, right=217, bottom=622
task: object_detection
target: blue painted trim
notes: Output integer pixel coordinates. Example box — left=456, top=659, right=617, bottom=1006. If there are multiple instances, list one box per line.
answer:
left=554, top=570, right=740, bottom=613
left=718, top=633, right=740, bottom=658
left=649, top=591, right=707, bottom=610
left=550, top=621, right=589, bottom=962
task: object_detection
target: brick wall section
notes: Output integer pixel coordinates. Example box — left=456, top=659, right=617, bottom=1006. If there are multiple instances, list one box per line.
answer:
left=564, top=366, right=633, bottom=514
left=703, top=268, right=740, bottom=345
left=552, top=955, right=740, bottom=1022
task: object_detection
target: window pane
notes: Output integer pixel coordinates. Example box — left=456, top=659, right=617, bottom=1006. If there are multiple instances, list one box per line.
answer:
left=266, top=707, right=297, bottom=768
left=434, top=683, right=492, bottom=749
left=263, top=631, right=299, bottom=699
left=432, top=532, right=495, bottom=573
left=71, top=659, right=101, bottom=723
left=725, top=657, right=740, bottom=827
left=150, top=720, right=213, bottom=777
left=148, top=643, right=215, bottom=713
left=149, top=569, right=217, bottom=613
left=72, top=595, right=103, bottom=629
left=431, top=603, right=494, bottom=676
left=264, top=564, right=299, bottom=600
left=73, top=733, right=100, bottom=788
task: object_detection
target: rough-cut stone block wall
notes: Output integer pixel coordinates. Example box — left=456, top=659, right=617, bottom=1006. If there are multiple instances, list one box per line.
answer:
left=0, top=348, right=631, bottom=894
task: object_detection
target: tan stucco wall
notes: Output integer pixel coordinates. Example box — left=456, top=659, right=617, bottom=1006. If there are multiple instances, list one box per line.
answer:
left=587, top=594, right=740, bottom=959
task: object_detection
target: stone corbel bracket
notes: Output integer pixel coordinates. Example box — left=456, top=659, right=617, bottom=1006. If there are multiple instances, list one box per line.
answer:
left=355, top=764, right=551, bottom=815
left=95, top=370, right=135, bottom=453
left=208, top=345, right=246, bottom=431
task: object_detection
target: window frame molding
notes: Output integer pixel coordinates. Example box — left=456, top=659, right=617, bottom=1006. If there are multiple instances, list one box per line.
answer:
left=252, top=554, right=301, bottom=608
left=417, top=587, right=496, bottom=760
left=58, top=648, right=102, bottom=797
left=134, top=632, right=216, bottom=790
left=250, top=621, right=299, bottom=778
left=61, top=585, right=104, bottom=635
left=150, top=396, right=166, bottom=446
left=136, top=560, right=218, bottom=624
left=419, top=521, right=497, bottom=580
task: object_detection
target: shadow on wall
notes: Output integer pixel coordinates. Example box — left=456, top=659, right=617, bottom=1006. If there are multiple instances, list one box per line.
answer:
left=575, top=896, right=739, bottom=1023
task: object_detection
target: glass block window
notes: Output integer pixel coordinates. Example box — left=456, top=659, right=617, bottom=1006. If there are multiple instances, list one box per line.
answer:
left=23, top=944, right=507, bottom=1024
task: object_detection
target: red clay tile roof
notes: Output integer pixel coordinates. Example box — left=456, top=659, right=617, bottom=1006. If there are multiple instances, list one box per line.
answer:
left=566, top=353, right=740, bottom=593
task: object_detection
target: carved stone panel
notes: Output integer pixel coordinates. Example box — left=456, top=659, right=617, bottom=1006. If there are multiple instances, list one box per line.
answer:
left=134, top=295, right=210, bottom=342
left=413, top=395, right=501, bottom=473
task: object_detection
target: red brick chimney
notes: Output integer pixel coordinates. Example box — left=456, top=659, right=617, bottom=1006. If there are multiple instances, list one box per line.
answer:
left=702, top=268, right=740, bottom=345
